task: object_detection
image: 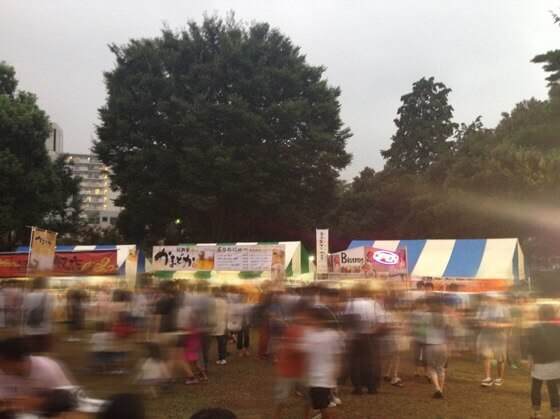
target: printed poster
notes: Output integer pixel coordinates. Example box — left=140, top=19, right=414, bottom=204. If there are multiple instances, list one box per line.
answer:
left=152, top=246, right=215, bottom=271
left=152, top=245, right=284, bottom=272
left=28, top=228, right=57, bottom=273
left=316, top=229, right=329, bottom=274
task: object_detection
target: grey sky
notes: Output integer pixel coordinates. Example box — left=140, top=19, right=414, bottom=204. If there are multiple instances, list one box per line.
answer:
left=1, top=0, right=558, bottom=179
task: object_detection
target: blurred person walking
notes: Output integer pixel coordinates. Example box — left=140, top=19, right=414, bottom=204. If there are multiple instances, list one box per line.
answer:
left=21, top=277, right=53, bottom=353
left=272, top=302, right=308, bottom=419
left=424, top=296, right=451, bottom=399
left=476, top=294, right=511, bottom=387
left=302, top=307, right=342, bottom=419
left=527, top=305, right=560, bottom=419
left=344, top=287, right=385, bottom=395
left=211, top=288, right=228, bottom=365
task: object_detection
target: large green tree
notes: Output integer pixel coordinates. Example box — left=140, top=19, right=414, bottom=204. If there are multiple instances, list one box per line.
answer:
left=381, top=77, right=457, bottom=173
left=95, top=15, right=351, bottom=244
left=0, top=62, right=82, bottom=249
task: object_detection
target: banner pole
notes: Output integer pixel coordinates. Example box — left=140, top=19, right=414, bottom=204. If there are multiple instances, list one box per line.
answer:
left=404, top=246, right=410, bottom=288
left=26, top=226, right=35, bottom=275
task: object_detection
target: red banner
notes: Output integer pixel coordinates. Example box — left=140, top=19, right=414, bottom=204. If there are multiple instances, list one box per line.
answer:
left=364, top=247, right=407, bottom=275
left=53, top=251, right=117, bottom=275
left=0, top=253, right=28, bottom=277
left=0, top=250, right=117, bottom=277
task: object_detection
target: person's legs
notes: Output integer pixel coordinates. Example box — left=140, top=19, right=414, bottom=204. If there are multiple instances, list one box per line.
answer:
left=217, top=335, right=227, bottom=361
left=531, top=378, right=543, bottom=413
left=483, top=358, right=492, bottom=379
left=369, top=335, right=381, bottom=392
left=428, top=368, right=441, bottom=392
left=236, top=331, right=243, bottom=352
left=497, top=360, right=505, bottom=379
left=547, top=379, right=560, bottom=414
left=439, top=370, right=446, bottom=392
left=201, top=333, right=210, bottom=372
left=349, top=338, right=362, bottom=393
left=243, top=326, right=250, bottom=350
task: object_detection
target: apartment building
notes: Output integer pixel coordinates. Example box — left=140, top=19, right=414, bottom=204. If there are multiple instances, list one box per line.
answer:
left=65, top=153, right=121, bottom=228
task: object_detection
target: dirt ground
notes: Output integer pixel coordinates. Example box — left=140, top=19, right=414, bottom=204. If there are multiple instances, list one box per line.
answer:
left=51, top=330, right=539, bottom=419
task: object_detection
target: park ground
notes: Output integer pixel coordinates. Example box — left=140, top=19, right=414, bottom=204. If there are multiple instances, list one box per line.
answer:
left=53, top=333, right=539, bottom=419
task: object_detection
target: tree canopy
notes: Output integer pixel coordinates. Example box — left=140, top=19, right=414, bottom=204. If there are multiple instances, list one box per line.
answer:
left=95, top=15, right=351, bottom=245
left=0, top=62, right=82, bottom=249
left=335, top=12, right=560, bottom=267
left=381, top=77, right=457, bottom=173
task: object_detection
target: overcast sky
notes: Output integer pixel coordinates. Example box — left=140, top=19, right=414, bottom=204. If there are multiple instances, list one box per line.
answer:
left=1, top=0, right=558, bottom=178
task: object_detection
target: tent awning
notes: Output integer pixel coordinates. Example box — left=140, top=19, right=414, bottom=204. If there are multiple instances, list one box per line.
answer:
left=347, top=239, right=526, bottom=282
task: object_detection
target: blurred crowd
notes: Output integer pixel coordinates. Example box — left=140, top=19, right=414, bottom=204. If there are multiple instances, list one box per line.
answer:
left=0, top=276, right=559, bottom=419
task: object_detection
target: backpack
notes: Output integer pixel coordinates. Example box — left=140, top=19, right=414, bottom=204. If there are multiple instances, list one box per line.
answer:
left=27, top=293, right=47, bottom=328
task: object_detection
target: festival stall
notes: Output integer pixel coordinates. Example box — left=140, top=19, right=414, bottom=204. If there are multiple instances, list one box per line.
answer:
left=150, top=241, right=313, bottom=285
left=0, top=245, right=149, bottom=286
left=345, top=238, right=527, bottom=291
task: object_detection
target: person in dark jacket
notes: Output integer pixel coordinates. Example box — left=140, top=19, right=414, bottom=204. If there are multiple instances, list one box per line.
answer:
left=527, top=304, right=560, bottom=419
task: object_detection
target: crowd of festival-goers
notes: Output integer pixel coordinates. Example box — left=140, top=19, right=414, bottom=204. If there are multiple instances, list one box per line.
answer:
left=0, top=276, right=559, bottom=419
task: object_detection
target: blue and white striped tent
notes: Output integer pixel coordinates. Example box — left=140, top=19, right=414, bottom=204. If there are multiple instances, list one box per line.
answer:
left=15, top=244, right=148, bottom=275
left=347, top=239, right=526, bottom=282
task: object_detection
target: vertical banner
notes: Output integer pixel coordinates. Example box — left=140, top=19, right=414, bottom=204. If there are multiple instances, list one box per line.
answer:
left=28, top=227, right=57, bottom=273
left=316, top=229, right=329, bottom=274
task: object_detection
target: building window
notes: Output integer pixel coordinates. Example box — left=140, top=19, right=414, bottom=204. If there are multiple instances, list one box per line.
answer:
left=101, top=216, right=108, bottom=222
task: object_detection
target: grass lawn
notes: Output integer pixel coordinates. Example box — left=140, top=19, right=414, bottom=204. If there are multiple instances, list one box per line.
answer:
left=53, top=332, right=538, bottom=419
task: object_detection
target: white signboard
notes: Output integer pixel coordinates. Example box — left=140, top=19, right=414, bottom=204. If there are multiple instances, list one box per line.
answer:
left=328, top=247, right=365, bottom=274
left=316, top=229, right=329, bottom=274
left=152, top=246, right=215, bottom=271
left=152, top=244, right=285, bottom=272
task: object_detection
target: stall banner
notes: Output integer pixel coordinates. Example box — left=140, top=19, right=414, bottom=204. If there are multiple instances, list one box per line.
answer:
left=316, top=229, right=329, bottom=274
left=214, top=245, right=285, bottom=272
left=0, top=250, right=117, bottom=277
left=152, top=246, right=215, bottom=271
left=152, top=245, right=285, bottom=272
left=328, top=246, right=407, bottom=275
left=0, top=253, right=28, bottom=277
left=28, top=228, right=57, bottom=273
left=54, top=250, right=117, bottom=275
left=364, top=247, right=407, bottom=275
left=328, top=247, right=365, bottom=273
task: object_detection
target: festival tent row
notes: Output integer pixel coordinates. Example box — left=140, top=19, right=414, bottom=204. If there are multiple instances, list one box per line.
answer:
left=345, top=238, right=527, bottom=291
left=0, top=245, right=149, bottom=283
left=150, top=241, right=313, bottom=284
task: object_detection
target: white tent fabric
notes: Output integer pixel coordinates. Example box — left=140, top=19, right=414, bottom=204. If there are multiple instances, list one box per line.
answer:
left=347, top=238, right=526, bottom=281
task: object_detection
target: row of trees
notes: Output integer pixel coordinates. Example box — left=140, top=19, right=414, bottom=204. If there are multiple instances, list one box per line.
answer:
left=95, top=14, right=560, bottom=265
left=2, top=13, right=560, bottom=266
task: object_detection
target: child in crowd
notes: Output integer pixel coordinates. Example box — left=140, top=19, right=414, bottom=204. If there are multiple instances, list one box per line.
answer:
left=273, top=303, right=307, bottom=419
left=303, top=306, right=342, bottom=419
left=184, top=318, right=208, bottom=383
left=90, top=321, right=120, bottom=374
left=136, top=343, right=171, bottom=397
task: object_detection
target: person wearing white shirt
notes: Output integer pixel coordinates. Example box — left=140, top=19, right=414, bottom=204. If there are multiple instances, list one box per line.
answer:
left=344, top=290, right=385, bottom=395
left=302, top=307, right=342, bottom=419
left=0, top=336, right=74, bottom=417
left=211, top=290, right=229, bottom=365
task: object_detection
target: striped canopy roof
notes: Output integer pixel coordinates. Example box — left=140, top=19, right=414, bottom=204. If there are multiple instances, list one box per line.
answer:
left=347, top=239, right=526, bottom=281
